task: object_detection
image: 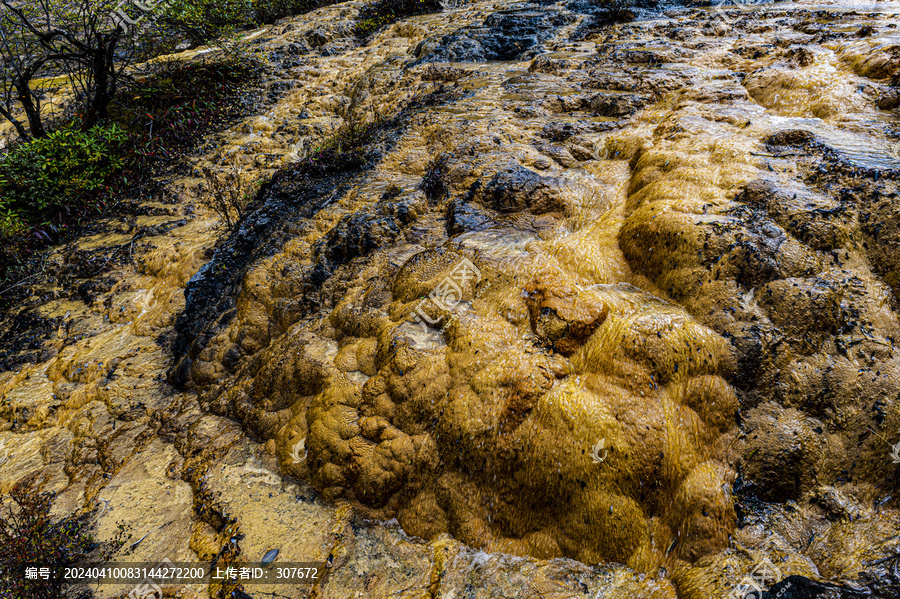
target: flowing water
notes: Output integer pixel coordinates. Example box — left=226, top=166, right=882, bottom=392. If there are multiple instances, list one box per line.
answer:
left=2, top=1, right=900, bottom=598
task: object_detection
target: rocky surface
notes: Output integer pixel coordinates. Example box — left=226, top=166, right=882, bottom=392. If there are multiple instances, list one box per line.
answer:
left=2, top=1, right=900, bottom=598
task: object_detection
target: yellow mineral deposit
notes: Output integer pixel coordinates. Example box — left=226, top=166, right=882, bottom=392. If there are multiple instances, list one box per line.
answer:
left=2, top=1, right=900, bottom=598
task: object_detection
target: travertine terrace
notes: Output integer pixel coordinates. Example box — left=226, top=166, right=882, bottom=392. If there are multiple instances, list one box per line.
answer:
left=2, top=1, right=900, bottom=597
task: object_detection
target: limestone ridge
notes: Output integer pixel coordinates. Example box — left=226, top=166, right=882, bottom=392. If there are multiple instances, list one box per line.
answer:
left=169, top=3, right=900, bottom=596
left=1, top=1, right=899, bottom=598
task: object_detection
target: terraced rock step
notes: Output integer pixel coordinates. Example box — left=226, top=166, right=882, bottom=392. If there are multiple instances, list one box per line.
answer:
left=1, top=1, right=899, bottom=598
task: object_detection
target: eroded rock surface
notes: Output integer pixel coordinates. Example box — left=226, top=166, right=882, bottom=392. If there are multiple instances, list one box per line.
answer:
left=2, top=1, right=900, bottom=599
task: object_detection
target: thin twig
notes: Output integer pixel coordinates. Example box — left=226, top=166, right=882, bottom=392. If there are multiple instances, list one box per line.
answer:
left=866, top=550, right=900, bottom=566
left=750, top=151, right=801, bottom=158
left=0, top=273, right=41, bottom=295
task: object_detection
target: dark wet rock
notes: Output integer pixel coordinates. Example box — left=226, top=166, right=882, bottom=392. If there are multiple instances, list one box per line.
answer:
left=319, top=38, right=357, bottom=57
left=774, top=31, right=815, bottom=47
left=568, top=143, right=595, bottom=161
left=421, top=155, right=450, bottom=203
left=864, top=43, right=900, bottom=79
left=858, top=191, right=900, bottom=296
left=540, top=120, right=619, bottom=142
left=584, top=72, right=641, bottom=91
left=528, top=54, right=563, bottom=74
left=446, top=198, right=495, bottom=236
left=546, top=93, right=591, bottom=113
left=134, top=219, right=187, bottom=240
left=719, top=205, right=789, bottom=289
left=536, top=144, right=578, bottom=167
left=415, top=8, right=576, bottom=63
left=732, top=37, right=778, bottom=60
left=568, top=6, right=635, bottom=40
left=794, top=22, right=825, bottom=36
left=740, top=405, right=824, bottom=502
left=809, top=486, right=860, bottom=521
left=600, top=42, right=693, bottom=65
left=418, top=64, right=467, bottom=83
left=540, top=122, right=583, bottom=142
left=77, top=278, right=115, bottom=305
left=469, top=165, right=568, bottom=215
left=269, top=41, right=312, bottom=68
left=585, top=67, right=689, bottom=96
left=853, top=557, right=900, bottom=598
left=677, top=82, right=749, bottom=104
left=502, top=73, right=542, bottom=89
left=761, top=134, right=900, bottom=303
left=445, top=164, right=579, bottom=237
left=266, top=80, right=298, bottom=104
left=666, top=26, right=700, bottom=41
left=766, top=128, right=900, bottom=173
left=763, top=575, right=875, bottom=599
left=314, top=199, right=417, bottom=268
left=877, top=87, right=900, bottom=110
left=306, top=28, right=331, bottom=48
left=588, top=91, right=648, bottom=117
left=755, top=278, right=843, bottom=334
left=739, top=179, right=853, bottom=252
left=765, top=129, right=817, bottom=148
left=0, top=311, right=59, bottom=371
left=785, top=46, right=816, bottom=68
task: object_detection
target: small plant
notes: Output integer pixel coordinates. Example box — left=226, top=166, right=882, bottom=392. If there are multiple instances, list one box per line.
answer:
left=199, top=166, right=261, bottom=230
left=161, top=0, right=340, bottom=47
left=0, top=476, right=129, bottom=599
left=160, top=0, right=253, bottom=47
left=354, top=0, right=443, bottom=37
left=112, top=52, right=264, bottom=181
left=294, top=120, right=380, bottom=176
left=0, top=124, right=127, bottom=227
left=293, top=75, right=384, bottom=176
left=251, top=0, right=326, bottom=23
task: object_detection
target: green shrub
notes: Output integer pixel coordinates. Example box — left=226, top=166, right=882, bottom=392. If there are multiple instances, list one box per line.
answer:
left=0, top=125, right=127, bottom=224
left=294, top=119, right=380, bottom=175
left=252, top=0, right=324, bottom=23
left=161, top=0, right=332, bottom=46
left=160, top=0, right=253, bottom=46
left=355, top=0, right=443, bottom=37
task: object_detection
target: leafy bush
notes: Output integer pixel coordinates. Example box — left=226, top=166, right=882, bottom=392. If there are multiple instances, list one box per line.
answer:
left=161, top=0, right=334, bottom=46
left=252, top=0, right=326, bottom=23
left=0, top=124, right=124, bottom=297
left=0, top=124, right=126, bottom=226
left=355, top=0, right=443, bottom=37
left=0, top=52, right=262, bottom=300
left=160, top=0, right=253, bottom=47
left=113, top=52, right=263, bottom=178
left=294, top=119, right=381, bottom=176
